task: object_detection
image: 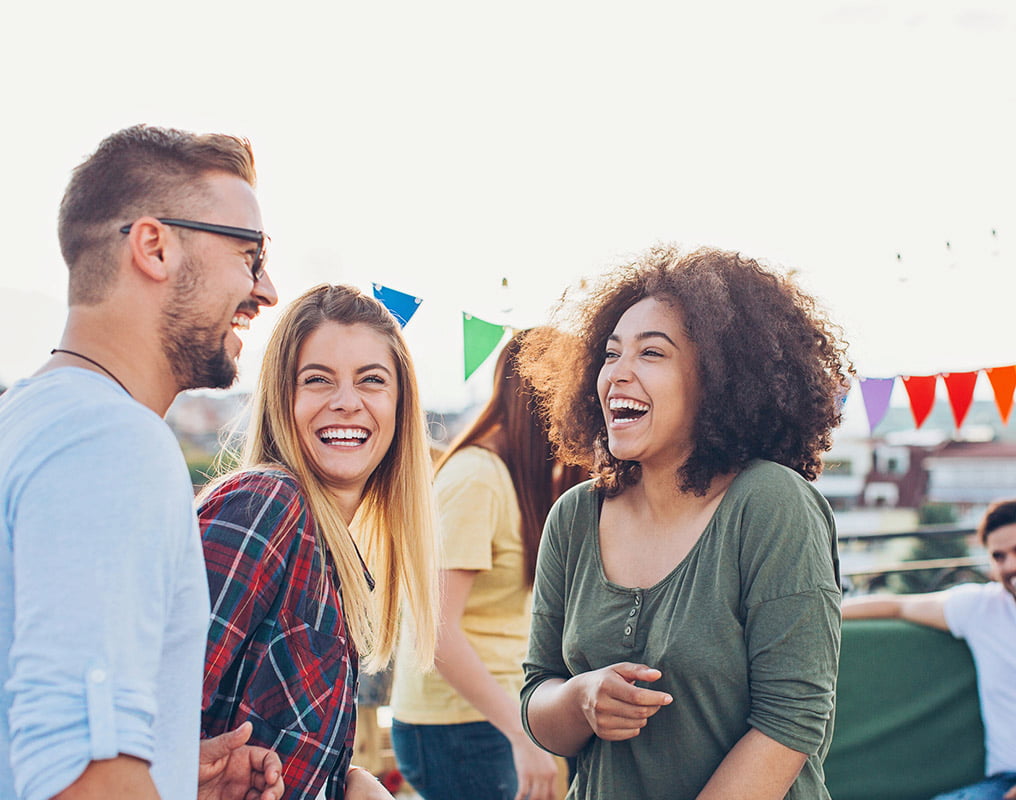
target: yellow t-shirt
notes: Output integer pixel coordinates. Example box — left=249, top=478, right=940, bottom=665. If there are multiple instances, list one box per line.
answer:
left=390, top=446, right=530, bottom=724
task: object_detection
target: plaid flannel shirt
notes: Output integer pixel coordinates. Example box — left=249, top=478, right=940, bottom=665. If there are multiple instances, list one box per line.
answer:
left=200, top=469, right=358, bottom=800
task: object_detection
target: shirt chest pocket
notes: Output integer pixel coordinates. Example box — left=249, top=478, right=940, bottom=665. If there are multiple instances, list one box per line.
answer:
left=242, top=606, right=348, bottom=733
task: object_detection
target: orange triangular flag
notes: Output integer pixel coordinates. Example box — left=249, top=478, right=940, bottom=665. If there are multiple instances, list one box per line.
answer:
left=943, top=371, right=978, bottom=429
left=902, top=374, right=938, bottom=429
left=986, top=365, right=1016, bottom=425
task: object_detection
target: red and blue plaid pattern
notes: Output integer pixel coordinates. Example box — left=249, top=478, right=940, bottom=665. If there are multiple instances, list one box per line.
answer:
left=200, top=469, right=358, bottom=800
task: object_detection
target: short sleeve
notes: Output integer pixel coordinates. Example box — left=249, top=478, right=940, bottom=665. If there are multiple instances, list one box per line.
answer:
left=7, top=408, right=194, bottom=800
left=434, top=449, right=509, bottom=572
left=942, top=583, right=988, bottom=639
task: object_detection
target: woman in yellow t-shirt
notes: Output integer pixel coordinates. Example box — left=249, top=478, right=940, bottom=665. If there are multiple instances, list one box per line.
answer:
left=390, top=330, right=583, bottom=800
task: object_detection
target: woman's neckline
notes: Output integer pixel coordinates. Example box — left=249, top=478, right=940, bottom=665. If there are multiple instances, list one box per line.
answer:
left=593, top=465, right=749, bottom=592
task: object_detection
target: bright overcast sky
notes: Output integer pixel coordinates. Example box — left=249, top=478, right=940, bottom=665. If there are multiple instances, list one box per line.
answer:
left=1, top=0, right=1013, bottom=419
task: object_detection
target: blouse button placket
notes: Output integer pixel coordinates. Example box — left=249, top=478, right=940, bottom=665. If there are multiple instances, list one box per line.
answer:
left=622, top=590, right=643, bottom=647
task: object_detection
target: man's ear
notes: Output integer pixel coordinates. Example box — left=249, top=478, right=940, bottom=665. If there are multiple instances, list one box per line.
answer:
left=126, top=217, right=174, bottom=283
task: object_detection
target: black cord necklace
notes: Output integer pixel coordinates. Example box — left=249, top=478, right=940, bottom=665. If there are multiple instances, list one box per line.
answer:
left=50, top=348, right=131, bottom=397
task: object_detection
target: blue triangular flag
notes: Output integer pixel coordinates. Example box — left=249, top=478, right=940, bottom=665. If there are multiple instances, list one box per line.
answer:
left=372, top=284, right=423, bottom=327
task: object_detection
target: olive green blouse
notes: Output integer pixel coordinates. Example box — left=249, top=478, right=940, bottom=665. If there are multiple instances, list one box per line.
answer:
left=521, top=460, right=841, bottom=800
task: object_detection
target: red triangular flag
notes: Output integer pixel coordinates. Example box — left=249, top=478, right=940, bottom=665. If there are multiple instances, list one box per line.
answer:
left=986, top=365, right=1016, bottom=425
left=902, top=374, right=937, bottom=429
left=942, top=371, right=978, bottom=429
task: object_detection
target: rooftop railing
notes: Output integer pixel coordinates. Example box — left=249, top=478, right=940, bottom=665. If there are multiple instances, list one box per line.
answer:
left=838, top=524, right=990, bottom=591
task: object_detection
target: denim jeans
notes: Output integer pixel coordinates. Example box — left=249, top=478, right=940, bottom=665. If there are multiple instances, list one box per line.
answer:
left=931, top=772, right=1016, bottom=800
left=391, top=719, right=517, bottom=800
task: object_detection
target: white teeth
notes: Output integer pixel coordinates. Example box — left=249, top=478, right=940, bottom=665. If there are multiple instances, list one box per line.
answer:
left=609, top=397, right=650, bottom=412
left=231, top=314, right=251, bottom=330
left=320, top=428, right=369, bottom=442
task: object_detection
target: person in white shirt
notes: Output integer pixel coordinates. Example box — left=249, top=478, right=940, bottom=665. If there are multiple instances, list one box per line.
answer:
left=843, top=498, right=1016, bottom=800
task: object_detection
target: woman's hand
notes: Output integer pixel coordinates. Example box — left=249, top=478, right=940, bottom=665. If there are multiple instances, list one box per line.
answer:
left=345, top=765, right=396, bottom=799
left=573, top=662, right=672, bottom=741
left=507, top=732, right=559, bottom=800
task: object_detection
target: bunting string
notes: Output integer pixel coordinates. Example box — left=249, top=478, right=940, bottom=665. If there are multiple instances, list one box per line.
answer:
left=858, top=366, right=1016, bottom=434
left=372, top=283, right=1015, bottom=434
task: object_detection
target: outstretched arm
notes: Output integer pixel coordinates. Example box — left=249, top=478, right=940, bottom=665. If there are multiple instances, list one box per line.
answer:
left=841, top=592, right=949, bottom=630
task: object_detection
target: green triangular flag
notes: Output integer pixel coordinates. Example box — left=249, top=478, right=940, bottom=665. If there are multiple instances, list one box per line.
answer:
left=462, top=313, right=507, bottom=380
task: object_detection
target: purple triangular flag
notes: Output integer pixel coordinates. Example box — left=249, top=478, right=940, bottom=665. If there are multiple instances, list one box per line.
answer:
left=859, top=377, right=896, bottom=434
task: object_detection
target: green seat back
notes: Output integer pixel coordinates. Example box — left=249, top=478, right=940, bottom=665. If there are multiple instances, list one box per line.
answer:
left=825, top=618, right=984, bottom=800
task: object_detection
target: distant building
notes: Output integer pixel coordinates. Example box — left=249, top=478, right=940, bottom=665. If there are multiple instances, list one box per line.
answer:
left=818, top=398, right=1016, bottom=534
left=814, top=439, right=869, bottom=511
left=923, top=440, right=1016, bottom=509
left=863, top=442, right=930, bottom=509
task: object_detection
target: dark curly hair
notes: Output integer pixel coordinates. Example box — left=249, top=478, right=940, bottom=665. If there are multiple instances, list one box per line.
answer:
left=517, top=245, right=853, bottom=497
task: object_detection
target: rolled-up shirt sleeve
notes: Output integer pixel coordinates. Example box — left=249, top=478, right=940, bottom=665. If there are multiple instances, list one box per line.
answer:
left=739, top=472, right=841, bottom=756
left=6, top=409, right=187, bottom=800
left=743, top=588, right=841, bottom=754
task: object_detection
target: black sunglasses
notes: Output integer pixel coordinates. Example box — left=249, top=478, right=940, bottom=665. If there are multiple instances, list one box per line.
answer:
left=119, top=218, right=269, bottom=281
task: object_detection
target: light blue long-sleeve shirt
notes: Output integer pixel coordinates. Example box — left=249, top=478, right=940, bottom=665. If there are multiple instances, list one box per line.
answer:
left=1, top=368, right=209, bottom=799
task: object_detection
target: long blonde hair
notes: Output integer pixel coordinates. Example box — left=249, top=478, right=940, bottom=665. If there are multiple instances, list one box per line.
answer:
left=219, top=284, right=437, bottom=671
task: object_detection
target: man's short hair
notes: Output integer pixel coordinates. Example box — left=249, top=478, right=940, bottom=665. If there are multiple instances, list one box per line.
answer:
left=58, top=124, right=256, bottom=305
left=979, top=499, right=1016, bottom=545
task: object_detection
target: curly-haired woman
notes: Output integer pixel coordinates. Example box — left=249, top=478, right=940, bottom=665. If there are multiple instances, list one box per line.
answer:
left=516, top=245, right=851, bottom=800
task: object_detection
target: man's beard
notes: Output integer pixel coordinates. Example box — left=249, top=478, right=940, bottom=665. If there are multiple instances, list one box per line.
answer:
left=159, top=256, right=238, bottom=392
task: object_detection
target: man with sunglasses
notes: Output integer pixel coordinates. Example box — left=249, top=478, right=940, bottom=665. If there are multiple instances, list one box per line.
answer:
left=0, top=126, right=283, bottom=799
